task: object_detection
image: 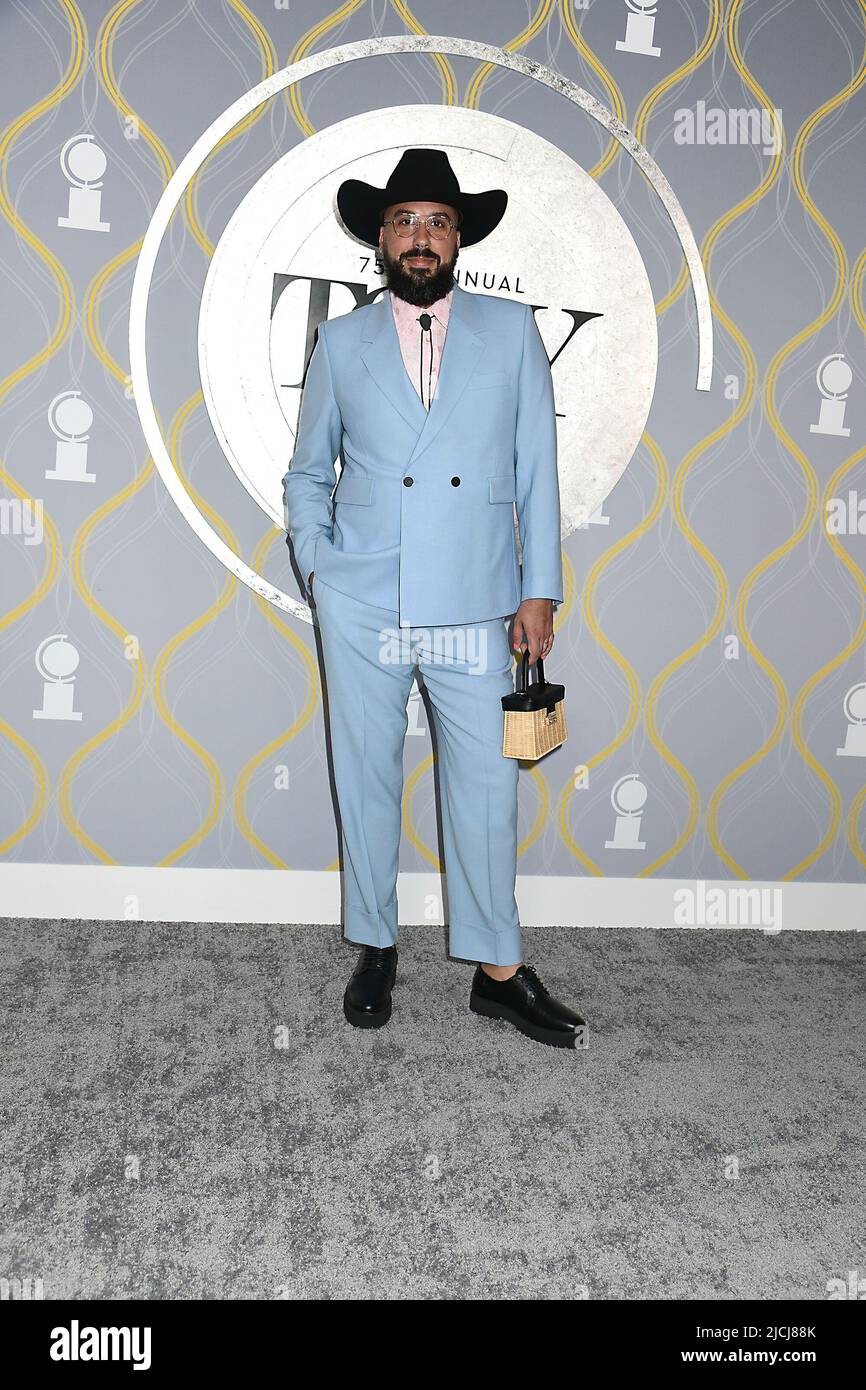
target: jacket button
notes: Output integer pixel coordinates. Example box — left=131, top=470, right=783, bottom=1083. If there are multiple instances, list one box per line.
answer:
left=403, top=476, right=413, bottom=486
left=451, top=476, right=460, bottom=486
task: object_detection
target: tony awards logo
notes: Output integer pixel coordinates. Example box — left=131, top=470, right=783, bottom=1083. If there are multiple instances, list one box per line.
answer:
left=130, top=36, right=711, bottom=625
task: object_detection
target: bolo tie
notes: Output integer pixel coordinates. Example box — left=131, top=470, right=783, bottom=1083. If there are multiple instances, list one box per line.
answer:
left=416, top=311, right=434, bottom=410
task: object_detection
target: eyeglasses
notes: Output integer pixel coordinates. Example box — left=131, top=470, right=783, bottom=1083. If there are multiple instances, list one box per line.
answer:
left=382, top=211, right=457, bottom=240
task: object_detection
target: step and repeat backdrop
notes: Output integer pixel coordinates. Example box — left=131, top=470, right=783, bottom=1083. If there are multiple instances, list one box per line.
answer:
left=1, top=0, right=865, bottom=898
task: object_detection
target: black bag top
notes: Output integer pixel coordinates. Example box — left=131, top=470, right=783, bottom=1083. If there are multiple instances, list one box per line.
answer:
left=501, top=651, right=565, bottom=714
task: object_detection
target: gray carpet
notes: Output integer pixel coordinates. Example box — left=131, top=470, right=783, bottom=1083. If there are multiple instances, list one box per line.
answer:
left=0, top=921, right=862, bottom=1300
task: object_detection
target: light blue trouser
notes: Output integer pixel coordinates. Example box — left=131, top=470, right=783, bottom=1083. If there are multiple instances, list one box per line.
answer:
left=312, top=574, right=523, bottom=966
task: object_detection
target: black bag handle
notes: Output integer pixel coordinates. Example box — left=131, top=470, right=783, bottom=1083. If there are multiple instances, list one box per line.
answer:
left=516, top=649, right=545, bottom=693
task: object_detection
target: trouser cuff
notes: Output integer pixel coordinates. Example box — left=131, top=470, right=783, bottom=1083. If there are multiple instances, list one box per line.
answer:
left=343, top=903, right=397, bottom=949
left=448, top=918, right=523, bottom=967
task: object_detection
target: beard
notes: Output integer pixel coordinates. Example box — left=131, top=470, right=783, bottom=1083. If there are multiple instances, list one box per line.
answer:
left=380, top=241, right=458, bottom=307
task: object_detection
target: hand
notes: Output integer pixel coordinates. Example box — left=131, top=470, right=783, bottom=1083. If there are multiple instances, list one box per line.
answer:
left=512, top=598, right=554, bottom=665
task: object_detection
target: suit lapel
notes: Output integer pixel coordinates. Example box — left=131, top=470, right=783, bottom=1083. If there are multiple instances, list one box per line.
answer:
left=360, top=281, right=486, bottom=467
left=360, top=291, right=428, bottom=434
left=407, top=282, right=485, bottom=467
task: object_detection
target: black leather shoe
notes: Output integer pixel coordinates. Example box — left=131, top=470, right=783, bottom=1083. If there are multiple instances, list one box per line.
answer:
left=343, top=945, right=397, bottom=1028
left=470, top=963, right=586, bottom=1049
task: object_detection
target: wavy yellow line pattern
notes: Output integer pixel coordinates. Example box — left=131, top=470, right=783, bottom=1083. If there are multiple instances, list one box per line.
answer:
left=7, top=2, right=859, bottom=890
left=0, top=0, right=86, bottom=854
left=67, top=0, right=277, bottom=867
left=706, top=0, right=866, bottom=879
left=556, top=1, right=721, bottom=875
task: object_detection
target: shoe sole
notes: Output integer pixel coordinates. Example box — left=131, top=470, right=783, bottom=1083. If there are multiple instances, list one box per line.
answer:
left=343, top=997, right=392, bottom=1029
left=470, top=993, right=581, bottom=1049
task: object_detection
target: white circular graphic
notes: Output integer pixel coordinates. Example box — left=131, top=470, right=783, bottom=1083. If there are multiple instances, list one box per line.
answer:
left=199, top=106, right=658, bottom=547
left=130, top=36, right=712, bottom=624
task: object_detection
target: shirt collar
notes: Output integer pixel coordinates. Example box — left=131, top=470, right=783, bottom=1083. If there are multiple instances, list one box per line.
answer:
left=389, top=286, right=453, bottom=329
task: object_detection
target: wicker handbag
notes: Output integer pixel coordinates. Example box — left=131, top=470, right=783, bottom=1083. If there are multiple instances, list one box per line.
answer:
left=501, top=651, right=567, bottom=760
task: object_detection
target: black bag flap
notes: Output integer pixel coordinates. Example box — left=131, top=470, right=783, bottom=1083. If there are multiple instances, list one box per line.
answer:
left=501, top=652, right=564, bottom=714
left=501, top=682, right=565, bottom=714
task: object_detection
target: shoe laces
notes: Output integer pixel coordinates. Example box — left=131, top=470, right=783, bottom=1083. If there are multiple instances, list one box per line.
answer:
left=522, top=963, right=550, bottom=995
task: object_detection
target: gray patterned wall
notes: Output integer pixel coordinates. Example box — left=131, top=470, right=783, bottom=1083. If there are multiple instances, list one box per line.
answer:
left=1, top=0, right=865, bottom=888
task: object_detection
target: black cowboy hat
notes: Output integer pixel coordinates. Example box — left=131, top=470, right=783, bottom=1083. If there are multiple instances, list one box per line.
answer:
left=336, top=147, right=507, bottom=250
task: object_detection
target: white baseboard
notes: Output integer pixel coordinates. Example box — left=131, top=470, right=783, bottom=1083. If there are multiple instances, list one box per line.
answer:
left=0, top=863, right=863, bottom=930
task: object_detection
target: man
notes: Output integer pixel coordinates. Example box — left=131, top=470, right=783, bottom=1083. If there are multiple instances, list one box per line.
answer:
left=283, top=148, right=585, bottom=1049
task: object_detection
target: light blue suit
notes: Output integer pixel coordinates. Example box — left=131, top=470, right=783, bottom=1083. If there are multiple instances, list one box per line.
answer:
left=283, top=280, right=563, bottom=626
left=282, top=282, right=563, bottom=965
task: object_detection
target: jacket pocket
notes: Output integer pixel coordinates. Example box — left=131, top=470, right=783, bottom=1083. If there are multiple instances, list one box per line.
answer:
left=335, top=475, right=374, bottom=505
left=488, top=474, right=517, bottom=504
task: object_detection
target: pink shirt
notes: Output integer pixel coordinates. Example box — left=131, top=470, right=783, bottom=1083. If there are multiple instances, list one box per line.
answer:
left=389, top=287, right=453, bottom=411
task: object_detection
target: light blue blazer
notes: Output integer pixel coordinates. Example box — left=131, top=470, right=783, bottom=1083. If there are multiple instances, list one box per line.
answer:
left=282, top=280, right=563, bottom=627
